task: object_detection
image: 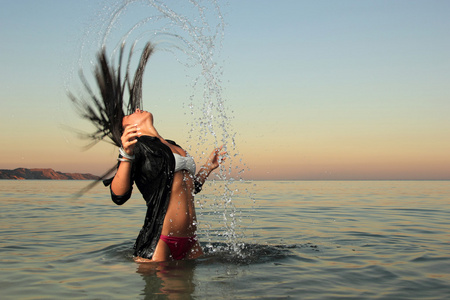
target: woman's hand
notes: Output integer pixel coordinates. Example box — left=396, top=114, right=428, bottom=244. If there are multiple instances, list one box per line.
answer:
left=121, top=124, right=141, bottom=155
left=205, top=145, right=227, bottom=172
left=194, top=145, right=227, bottom=191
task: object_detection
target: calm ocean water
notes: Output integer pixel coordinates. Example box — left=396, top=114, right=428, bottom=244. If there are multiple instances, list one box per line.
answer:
left=0, top=180, right=449, bottom=299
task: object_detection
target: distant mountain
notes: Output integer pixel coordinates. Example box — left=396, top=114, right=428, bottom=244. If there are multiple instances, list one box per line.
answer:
left=0, top=168, right=99, bottom=180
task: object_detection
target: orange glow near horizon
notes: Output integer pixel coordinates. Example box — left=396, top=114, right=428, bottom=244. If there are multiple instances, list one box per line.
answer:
left=2, top=118, right=450, bottom=181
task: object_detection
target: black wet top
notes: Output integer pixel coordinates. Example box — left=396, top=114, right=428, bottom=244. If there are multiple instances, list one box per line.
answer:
left=104, top=136, right=203, bottom=259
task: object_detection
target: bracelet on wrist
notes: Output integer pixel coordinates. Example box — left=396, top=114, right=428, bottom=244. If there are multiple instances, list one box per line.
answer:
left=117, top=157, right=133, bottom=163
left=119, top=147, right=135, bottom=160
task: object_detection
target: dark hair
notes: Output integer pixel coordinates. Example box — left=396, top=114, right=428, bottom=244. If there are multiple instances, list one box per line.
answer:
left=69, top=42, right=154, bottom=148
left=68, top=42, right=154, bottom=196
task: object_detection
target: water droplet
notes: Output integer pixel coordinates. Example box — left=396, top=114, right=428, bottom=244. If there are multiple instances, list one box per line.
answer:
left=77, top=0, right=256, bottom=259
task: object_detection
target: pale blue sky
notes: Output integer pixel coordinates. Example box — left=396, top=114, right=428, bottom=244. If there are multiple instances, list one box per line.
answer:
left=1, top=0, right=449, bottom=179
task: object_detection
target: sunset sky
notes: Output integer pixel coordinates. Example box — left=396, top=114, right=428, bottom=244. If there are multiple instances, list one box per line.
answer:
left=1, top=0, right=449, bottom=180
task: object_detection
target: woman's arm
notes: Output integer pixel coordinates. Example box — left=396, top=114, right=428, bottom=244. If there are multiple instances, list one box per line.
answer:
left=111, top=124, right=140, bottom=196
left=194, top=146, right=227, bottom=190
left=110, top=160, right=133, bottom=196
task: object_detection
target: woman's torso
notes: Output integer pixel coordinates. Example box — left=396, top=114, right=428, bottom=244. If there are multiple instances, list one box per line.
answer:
left=161, top=142, right=198, bottom=237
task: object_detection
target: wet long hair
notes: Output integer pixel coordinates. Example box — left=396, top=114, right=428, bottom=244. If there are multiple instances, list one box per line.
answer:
left=68, top=42, right=154, bottom=194
left=69, top=42, right=154, bottom=148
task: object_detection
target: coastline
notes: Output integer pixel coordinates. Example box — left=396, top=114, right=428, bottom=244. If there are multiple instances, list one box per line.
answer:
left=0, top=168, right=99, bottom=180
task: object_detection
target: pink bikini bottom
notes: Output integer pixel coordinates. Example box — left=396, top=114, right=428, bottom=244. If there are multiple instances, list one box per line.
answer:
left=159, top=235, right=198, bottom=260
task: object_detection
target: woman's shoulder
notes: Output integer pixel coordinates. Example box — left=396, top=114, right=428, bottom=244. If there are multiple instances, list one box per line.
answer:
left=165, top=139, right=181, bottom=148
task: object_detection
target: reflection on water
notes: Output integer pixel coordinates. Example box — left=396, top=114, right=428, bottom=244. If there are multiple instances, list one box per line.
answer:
left=1, top=180, right=450, bottom=299
left=137, top=261, right=196, bottom=300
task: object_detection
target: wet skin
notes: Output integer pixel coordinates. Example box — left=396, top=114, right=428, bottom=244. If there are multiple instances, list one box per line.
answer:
left=113, top=109, right=224, bottom=262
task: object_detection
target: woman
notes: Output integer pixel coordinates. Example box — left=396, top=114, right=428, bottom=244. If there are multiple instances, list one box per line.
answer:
left=109, top=108, right=225, bottom=262
left=70, top=42, right=225, bottom=262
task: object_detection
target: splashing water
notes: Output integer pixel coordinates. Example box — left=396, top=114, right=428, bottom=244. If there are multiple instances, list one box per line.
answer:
left=72, top=0, right=253, bottom=255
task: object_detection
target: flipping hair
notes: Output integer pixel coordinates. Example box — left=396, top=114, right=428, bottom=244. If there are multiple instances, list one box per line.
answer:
left=68, top=42, right=154, bottom=195
left=69, top=42, right=154, bottom=148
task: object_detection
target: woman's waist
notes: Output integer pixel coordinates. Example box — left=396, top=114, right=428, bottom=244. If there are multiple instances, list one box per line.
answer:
left=162, top=211, right=197, bottom=236
left=164, top=205, right=196, bottom=225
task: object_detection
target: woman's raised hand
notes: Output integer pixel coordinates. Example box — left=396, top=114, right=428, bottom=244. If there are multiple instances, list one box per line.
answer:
left=121, top=124, right=141, bottom=155
left=206, top=145, right=227, bottom=172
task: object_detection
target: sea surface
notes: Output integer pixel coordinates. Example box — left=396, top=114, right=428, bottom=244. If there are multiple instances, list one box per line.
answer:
left=0, top=180, right=449, bottom=299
